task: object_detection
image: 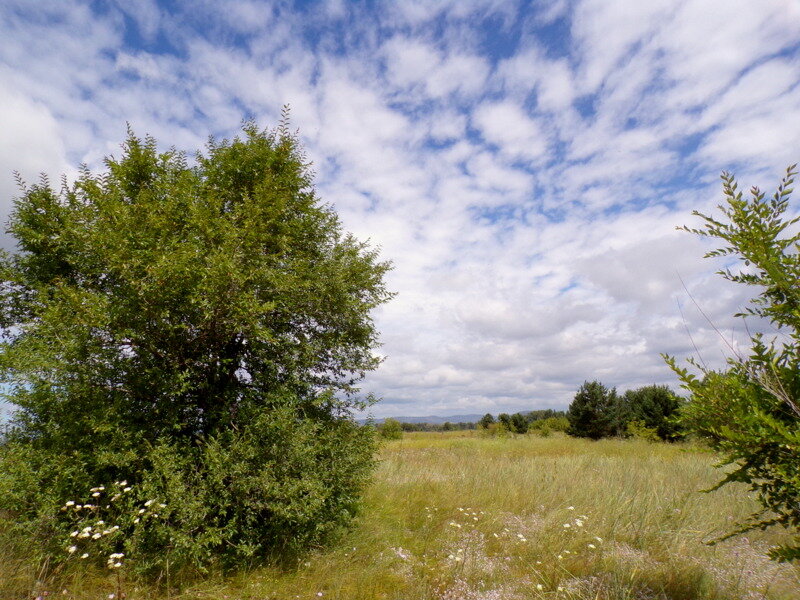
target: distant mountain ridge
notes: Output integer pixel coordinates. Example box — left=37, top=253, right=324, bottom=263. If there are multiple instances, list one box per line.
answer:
left=362, top=414, right=484, bottom=425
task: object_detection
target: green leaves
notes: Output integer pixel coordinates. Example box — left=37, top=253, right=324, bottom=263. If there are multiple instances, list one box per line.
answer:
left=668, top=165, right=800, bottom=562
left=0, top=119, right=390, bottom=575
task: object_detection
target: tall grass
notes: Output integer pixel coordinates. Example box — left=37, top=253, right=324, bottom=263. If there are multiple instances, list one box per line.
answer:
left=3, top=432, right=798, bottom=599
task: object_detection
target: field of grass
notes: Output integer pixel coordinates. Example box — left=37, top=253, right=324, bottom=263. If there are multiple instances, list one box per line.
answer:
left=5, top=432, right=799, bottom=600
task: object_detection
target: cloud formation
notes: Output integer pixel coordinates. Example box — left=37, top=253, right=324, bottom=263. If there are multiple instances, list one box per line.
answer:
left=1, top=0, right=798, bottom=418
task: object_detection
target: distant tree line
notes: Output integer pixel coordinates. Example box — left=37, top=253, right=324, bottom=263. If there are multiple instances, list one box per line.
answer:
left=566, top=382, right=683, bottom=441
left=477, top=409, right=569, bottom=436
left=377, top=383, right=683, bottom=442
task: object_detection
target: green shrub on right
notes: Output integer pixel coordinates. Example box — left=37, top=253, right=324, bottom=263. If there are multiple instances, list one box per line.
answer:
left=666, top=165, right=800, bottom=562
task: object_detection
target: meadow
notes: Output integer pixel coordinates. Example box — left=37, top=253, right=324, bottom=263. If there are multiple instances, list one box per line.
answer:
left=4, top=432, right=799, bottom=600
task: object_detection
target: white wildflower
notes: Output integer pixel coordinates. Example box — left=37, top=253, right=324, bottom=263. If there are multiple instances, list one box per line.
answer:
left=67, top=545, right=77, bottom=553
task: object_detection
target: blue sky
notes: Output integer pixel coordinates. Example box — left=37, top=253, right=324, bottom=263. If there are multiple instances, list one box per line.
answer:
left=1, top=0, right=799, bottom=418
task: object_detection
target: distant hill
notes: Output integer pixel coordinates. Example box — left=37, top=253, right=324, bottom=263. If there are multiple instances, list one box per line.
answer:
left=363, top=414, right=484, bottom=425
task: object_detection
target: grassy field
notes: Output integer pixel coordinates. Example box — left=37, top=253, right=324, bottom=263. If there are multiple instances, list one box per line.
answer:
left=5, top=432, right=800, bottom=600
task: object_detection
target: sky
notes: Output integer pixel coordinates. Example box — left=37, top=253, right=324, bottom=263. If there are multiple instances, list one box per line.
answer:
left=1, top=0, right=799, bottom=419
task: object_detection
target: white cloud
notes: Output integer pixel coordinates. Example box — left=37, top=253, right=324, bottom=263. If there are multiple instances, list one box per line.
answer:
left=0, top=0, right=797, bottom=420
left=473, top=101, right=549, bottom=160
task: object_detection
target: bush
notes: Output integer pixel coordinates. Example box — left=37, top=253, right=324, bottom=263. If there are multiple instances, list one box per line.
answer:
left=666, top=165, right=800, bottom=561
left=617, top=385, right=684, bottom=441
left=566, top=381, right=617, bottom=439
left=0, top=118, right=391, bottom=576
left=625, top=420, right=660, bottom=442
left=379, top=418, right=403, bottom=440
left=529, top=416, right=569, bottom=437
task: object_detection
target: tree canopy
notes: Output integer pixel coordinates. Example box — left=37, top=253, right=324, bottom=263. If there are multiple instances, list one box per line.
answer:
left=666, top=165, right=800, bottom=562
left=0, top=118, right=392, bottom=575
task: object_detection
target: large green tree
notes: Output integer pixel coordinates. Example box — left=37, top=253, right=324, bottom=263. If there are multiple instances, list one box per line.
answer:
left=0, top=118, right=392, bottom=574
left=666, top=165, right=800, bottom=561
left=617, top=385, right=684, bottom=441
left=566, top=380, right=617, bottom=439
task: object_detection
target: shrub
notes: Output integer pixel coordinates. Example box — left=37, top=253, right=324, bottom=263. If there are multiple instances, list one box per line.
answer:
left=0, top=117, right=391, bottom=576
left=666, top=165, right=800, bottom=561
left=625, top=420, right=660, bottom=442
left=379, top=418, right=403, bottom=440
left=617, top=385, right=684, bottom=441
left=566, top=381, right=617, bottom=439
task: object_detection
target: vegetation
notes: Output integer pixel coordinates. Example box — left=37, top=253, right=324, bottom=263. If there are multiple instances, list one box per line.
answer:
left=378, top=418, right=403, bottom=440
left=4, top=432, right=797, bottom=600
left=667, top=165, right=800, bottom=562
left=0, top=118, right=391, bottom=577
left=566, top=381, right=618, bottom=439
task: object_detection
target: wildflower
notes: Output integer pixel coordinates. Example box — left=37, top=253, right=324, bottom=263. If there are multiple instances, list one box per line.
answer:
left=113, top=562, right=122, bottom=568
left=119, top=480, right=127, bottom=486
left=536, top=584, right=543, bottom=591
left=562, top=523, right=571, bottom=528
left=519, top=537, right=527, bottom=542
left=70, top=531, right=79, bottom=537
left=133, top=518, right=140, bottom=524
left=567, top=506, right=574, bottom=510
left=65, top=501, right=75, bottom=507
left=138, top=509, right=145, bottom=514
left=68, top=546, right=77, bottom=554
left=78, top=532, right=90, bottom=539
left=92, top=533, right=102, bottom=540
left=144, top=499, right=154, bottom=507
left=96, top=520, right=105, bottom=525
left=557, top=586, right=564, bottom=592
left=557, top=554, right=563, bottom=560
left=123, top=487, right=132, bottom=493
left=594, top=536, right=603, bottom=543
left=574, top=519, right=584, bottom=527
left=82, top=526, right=92, bottom=532
left=448, top=554, right=455, bottom=559
left=91, top=492, right=100, bottom=497
left=454, top=556, right=462, bottom=562
left=80, top=553, right=89, bottom=559
left=159, top=503, right=167, bottom=509
left=109, top=594, right=115, bottom=599
left=588, top=544, right=596, bottom=549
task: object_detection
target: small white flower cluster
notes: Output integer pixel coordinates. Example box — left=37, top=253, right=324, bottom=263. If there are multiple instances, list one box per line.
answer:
left=107, top=552, right=124, bottom=569
left=63, top=480, right=166, bottom=569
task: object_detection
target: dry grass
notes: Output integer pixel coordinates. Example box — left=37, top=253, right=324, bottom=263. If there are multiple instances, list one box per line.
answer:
left=4, top=432, right=799, bottom=599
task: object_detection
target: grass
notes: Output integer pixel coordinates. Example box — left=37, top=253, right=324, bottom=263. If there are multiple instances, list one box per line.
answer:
left=4, top=432, right=799, bottom=599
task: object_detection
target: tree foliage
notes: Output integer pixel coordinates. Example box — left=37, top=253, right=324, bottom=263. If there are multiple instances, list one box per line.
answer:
left=665, top=165, right=800, bottom=562
left=0, top=118, right=392, bottom=575
left=617, top=385, right=684, bottom=441
left=566, top=381, right=617, bottom=439
left=379, top=418, right=403, bottom=440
